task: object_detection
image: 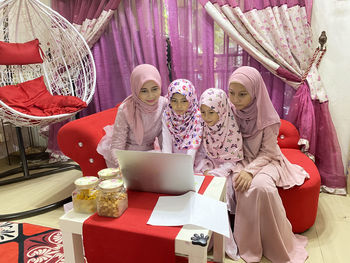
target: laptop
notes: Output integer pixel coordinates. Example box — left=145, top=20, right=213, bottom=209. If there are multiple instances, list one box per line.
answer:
left=115, top=150, right=196, bottom=195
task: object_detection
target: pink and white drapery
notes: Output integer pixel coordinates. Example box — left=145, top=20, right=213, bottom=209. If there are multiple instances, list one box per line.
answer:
left=200, top=0, right=346, bottom=194
left=52, top=0, right=121, bottom=48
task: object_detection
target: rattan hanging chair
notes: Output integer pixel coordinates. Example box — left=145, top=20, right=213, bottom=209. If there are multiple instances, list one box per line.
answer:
left=0, top=0, right=96, bottom=220
left=0, top=0, right=96, bottom=127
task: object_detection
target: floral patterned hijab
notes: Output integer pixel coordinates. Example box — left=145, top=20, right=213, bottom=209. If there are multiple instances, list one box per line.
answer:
left=199, top=88, right=243, bottom=161
left=164, top=79, right=202, bottom=150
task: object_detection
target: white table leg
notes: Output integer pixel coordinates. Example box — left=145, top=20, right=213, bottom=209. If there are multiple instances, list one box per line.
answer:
left=213, top=232, right=225, bottom=262
left=188, top=246, right=207, bottom=263
left=61, top=230, right=85, bottom=263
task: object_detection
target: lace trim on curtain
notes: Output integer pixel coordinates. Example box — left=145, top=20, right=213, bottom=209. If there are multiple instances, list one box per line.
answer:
left=320, top=185, right=347, bottom=196
left=297, top=138, right=315, bottom=162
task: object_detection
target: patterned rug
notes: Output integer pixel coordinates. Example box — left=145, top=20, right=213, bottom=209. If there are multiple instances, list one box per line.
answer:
left=0, top=222, right=63, bottom=263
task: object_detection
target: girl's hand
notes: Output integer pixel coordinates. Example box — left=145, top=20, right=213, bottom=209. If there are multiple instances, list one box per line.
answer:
left=234, top=170, right=253, bottom=192
left=203, top=170, right=211, bottom=175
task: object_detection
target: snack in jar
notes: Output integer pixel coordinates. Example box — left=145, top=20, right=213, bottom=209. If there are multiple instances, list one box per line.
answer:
left=97, top=167, right=122, bottom=182
left=97, top=178, right=128, bottom=218
left=72, top=176, right=99, bottom=213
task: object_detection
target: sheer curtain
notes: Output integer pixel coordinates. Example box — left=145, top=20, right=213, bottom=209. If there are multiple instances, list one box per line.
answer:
left=83, top=0, right=170, bottom=115
left=167, top=0, right=292, bottom=117
left=200, top=0, right=346, bottom=193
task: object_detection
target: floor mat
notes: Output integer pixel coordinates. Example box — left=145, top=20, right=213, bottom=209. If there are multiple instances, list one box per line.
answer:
left=0, top=222, right=63, bottom=263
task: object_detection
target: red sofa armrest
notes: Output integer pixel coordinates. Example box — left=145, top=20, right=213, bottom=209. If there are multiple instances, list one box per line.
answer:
left=278, top=119, right=300, bottom=149
left=58, top=105, right=120, bottom=177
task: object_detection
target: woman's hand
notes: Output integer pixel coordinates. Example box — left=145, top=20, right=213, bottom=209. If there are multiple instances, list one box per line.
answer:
left=234, top=170, right=253, bottom=192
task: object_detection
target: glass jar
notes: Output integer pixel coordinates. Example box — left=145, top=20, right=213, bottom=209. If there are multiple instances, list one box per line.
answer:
left=97, top=167, right=122, bottom=182
left=97, top=178, right=128, bottom=218
left=72, top=176, right=99, bottom=214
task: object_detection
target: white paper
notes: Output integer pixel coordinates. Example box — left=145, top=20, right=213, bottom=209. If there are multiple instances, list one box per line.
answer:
left=194, top=175, right=205, bottom=192
left=147, top=191, right=230, bottom=238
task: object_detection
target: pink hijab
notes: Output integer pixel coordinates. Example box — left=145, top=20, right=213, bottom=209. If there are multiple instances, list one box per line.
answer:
left=228, top=66, right=280, bottom=138
left=164, top=79, right=202, bottom=150
left=200, top=88, right=243, bottom=162
left=122, top=64, right=162, bottom=145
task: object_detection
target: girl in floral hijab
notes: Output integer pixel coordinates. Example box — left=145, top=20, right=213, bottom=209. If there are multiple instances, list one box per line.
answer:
left=162, top=79, right=202, bottom=160
left=195, top=88, right=243, bottom=261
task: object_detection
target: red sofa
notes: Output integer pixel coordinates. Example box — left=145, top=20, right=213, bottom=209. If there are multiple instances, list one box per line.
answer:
left=58, top=105, right=320, bottom=233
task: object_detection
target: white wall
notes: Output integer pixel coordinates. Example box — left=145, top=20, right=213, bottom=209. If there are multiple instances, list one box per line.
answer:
left=311, top=0, right=350, bottom=171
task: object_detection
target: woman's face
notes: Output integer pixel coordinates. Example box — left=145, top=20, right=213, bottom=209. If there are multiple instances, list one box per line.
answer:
left=170, top=93, right=190, bottom=115
left=228, top=82, right=252, bottom=110
left=200, top=104, right=219, bottom=127
left=138, top=80, right=161, bottom=105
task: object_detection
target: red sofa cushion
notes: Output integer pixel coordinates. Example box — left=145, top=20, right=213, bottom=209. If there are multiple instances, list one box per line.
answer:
left=0, top=76, right=87, bottom=116
left=0, top=39, right=43, bottom=65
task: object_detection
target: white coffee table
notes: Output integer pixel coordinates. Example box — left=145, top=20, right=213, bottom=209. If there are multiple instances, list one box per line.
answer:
left=59, top=176, right=226, bottom=263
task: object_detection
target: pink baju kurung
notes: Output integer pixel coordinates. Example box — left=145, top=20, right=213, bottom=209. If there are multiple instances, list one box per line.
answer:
left=196, top=88, right=243, bottom=261
left=229, top=66, right=309, bottom=263
left=97, top=64, right=167, bottom=167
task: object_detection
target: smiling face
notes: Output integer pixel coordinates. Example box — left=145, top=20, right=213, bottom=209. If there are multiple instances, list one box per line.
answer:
left=170, top=93, right=190, bottom=115
left=138, top=80, right=161, bottom=105
left=200, top=104, right=219, bottom=127
left=228, top=82, right=252, bottom=110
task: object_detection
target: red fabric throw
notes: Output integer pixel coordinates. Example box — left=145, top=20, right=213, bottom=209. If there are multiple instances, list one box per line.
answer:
left=0, top=39, right=43, bottom=65
left=0, top=76, right=87, bottom=116
left=83, top=176, right=214, bottom=263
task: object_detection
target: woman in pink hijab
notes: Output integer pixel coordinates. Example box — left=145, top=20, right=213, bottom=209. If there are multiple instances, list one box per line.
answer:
left=196, top=88, right=243, bottom=261
left=97, top=64, right=167, bottom=167
left=228, top=66, right=309, bottom=263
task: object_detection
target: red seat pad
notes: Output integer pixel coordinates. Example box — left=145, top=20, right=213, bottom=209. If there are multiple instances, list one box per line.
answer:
left=0, top=76, right=86, bottom=116
left=0, top=39, right=43, bottom=65
left=279, top=149, right=321, bottom=233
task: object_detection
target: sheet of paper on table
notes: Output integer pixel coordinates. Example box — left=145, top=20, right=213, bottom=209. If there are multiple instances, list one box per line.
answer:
left=147, top=191, right=230, bottom=238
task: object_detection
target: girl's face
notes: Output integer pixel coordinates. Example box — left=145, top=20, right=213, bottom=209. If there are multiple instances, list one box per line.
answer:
left=138, top=80, right=161, bottom=105
left=228, top=82, right=252, bottom=110
left=200, top=104, right=219, bottom=127
left=170, top=93, right=189, bottom=115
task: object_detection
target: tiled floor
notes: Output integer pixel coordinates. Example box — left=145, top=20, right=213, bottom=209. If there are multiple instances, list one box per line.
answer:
left=1, top=158, right=349, bottom=262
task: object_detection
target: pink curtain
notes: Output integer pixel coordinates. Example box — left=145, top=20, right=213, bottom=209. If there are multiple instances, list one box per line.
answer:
left=200, top=0, right=346, bottom=193
left=52, top=0, right=121, bottom=48
left=82, top=0, right=170, bottom=115
left=167, top=0, right=293, bottom=118
left=50, top=0, right=169, bottom=159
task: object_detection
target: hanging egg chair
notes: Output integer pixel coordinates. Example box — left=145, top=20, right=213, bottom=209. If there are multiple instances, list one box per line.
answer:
left=0, top=0, right=96, bottom=127
left=0, top=0, right=96, bottom=220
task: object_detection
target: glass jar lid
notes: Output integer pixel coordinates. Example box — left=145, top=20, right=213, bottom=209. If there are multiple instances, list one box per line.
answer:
left=98, top=168, right=121, bottom=180
left=98, top=178, right=124, bottom=191
left=74, top=176, right=99, bottom=189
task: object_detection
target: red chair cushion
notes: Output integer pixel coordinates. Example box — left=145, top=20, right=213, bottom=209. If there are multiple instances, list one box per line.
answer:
left=0, top=39, right=43, bottom=65
left=278, top=148, right=321, bottom=233
left=278, top=119, right=300, bottom=149
left=0, top=76, right=87, bottom=116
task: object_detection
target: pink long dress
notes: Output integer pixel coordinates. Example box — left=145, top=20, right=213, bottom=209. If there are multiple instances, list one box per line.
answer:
left=229, top=66, right=309, bottom=263
left=195, top=88, right=243, bottom=261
